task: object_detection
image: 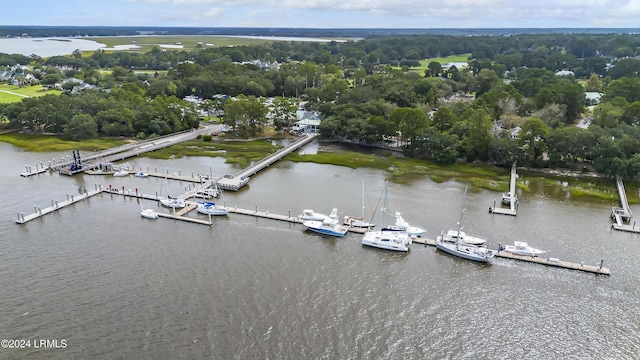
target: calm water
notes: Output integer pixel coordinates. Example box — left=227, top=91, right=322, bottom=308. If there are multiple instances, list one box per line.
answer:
left=1, top=141, right=639, bottom=359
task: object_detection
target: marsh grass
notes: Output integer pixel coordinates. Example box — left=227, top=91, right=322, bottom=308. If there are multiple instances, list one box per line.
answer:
left=144, top=139, right=282, bottom=167
left=0, top=133, right=126, bottom=151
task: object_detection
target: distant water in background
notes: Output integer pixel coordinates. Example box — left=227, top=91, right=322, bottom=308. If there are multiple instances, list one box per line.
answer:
left=1, top=140, right=639, bottom=359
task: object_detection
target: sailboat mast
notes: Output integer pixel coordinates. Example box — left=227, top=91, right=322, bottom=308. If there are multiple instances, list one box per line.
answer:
left=456, top=186, right=468, bottom=244
left=361, top=179, right=365, bottom=219
left=381, top=180, right=388, bottom=228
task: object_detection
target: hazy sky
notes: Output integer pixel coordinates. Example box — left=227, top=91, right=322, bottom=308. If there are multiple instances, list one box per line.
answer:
left=7, top=0, right=640, bottom=29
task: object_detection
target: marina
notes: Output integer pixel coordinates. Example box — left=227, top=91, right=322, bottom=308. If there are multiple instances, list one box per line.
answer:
left=13, top=181, right=610, bottom=275
left=3, top=139, right=636, bottom=359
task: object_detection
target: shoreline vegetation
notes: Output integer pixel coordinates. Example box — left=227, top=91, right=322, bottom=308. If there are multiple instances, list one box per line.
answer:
left=1, top=132, right=635, bottom=204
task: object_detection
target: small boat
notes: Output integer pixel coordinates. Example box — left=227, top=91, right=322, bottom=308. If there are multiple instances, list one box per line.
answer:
left=303, top=208, right=349, bottom=237
left=436, top=186, right=494, bottom=263
left=502, top=191, right=517, bottom=205
left=113, top=170, right=130, bottom=177
left=299, top=209, right=328, bottom=221
left=134, top=172, right=149, bottom=178
left=139, top=204, right=158, bottom=219
left=438, top=229, right=487, bottom=246
left=159, top=196, right=186, bottom=209
left=343, top=180, right=375, bottom=229
left=196, top=202, right=228, bottom=216
left=499, top=241, right=546, bottom=257
left=194, top=187, right=219, bottom=199
left=362, top=181, right=412, bottom=252
left=343, top=216, right=375, bottom=229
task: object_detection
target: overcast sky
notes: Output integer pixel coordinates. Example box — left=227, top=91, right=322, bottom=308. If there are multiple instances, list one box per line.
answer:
left=6, top=0, right=640, bottom=29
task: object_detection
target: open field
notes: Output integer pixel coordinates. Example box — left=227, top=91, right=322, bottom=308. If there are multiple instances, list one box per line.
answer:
left=82, top=35, right=340, bottom=53
left=0, top=84, right=60, bottom=103
left=398, top=53, right=471, bottom=74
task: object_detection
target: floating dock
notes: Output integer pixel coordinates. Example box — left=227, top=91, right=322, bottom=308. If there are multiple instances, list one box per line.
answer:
left=15, top=187, right=105, bottom=223
left=489, top=162, right=518, bottom=216
left=611, top=175, right=640, bottom=233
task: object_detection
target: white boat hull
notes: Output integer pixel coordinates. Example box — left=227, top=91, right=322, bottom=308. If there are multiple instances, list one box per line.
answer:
left=196, top=202, right=228, bottom=216
left=436, top=240, right=494, bottom=263
left=140, top=209, right=158, bottom=219
left=160, top=198, right=186, bottom=209
left=362, top=230, right=411, bottom=252
left=439, top=230, right=487, bottom=246
left=499, top=241, right=546, bottom=257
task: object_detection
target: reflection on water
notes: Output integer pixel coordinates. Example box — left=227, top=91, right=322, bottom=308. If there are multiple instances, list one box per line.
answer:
left=0, top=141, right=638, bottom=358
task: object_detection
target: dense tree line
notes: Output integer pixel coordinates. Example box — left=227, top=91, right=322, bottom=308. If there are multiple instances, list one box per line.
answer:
left=5, top=32, right=640, bottom=179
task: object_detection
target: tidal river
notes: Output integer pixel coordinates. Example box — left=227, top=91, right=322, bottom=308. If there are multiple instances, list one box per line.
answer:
left=0, top=140, right=638, bottom=359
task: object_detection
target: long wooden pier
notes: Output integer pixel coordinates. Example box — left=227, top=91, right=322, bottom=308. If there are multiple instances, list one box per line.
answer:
left=14, top=187, right=105, bottom=223
left=489, top=162, right=518, bottom=216
left=20, top=125, right=220, bottom=177
left=611, top=175, right=640, bottom=233
left=411, top=237, right=610, bottom=275
left=217, top=133, right=319, bottom=191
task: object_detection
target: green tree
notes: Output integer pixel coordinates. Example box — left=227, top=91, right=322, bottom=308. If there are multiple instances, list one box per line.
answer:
left=518, top=117, right=549, bottom=165
left=63, top=114, right=97, bottom=141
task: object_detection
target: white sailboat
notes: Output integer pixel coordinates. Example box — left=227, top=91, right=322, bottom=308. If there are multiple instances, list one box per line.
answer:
left=139, top=204, right=158, bottom=219
left=196, top=182, right=227, bottom=216
left=343, top=180, right=375, bottom=229
left=436, top=186, right=494, bottom=263
left=159, top=177, right=186, bottom=209
left=361, top=181, right=412, bottom=252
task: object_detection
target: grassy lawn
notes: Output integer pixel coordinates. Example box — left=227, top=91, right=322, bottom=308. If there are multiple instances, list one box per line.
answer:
left=0, top=133, right=127, bottom=152
left=395, top=53, right=471, bottom=74
left=0, top=84, right=60, bottom=103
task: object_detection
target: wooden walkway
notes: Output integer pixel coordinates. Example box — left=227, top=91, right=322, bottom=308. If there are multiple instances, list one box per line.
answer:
left=15, top=187, right=105, bottom=223
left=611, top=175, right=639, bottom=233
left=489, top=162, right=518, bottom=216
left=217, top=133, right=318, bottom=191
left=411, top=237, right=610, bottom=275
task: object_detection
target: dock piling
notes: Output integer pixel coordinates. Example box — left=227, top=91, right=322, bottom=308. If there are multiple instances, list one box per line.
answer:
left=600, top=259, right=604, bottom=269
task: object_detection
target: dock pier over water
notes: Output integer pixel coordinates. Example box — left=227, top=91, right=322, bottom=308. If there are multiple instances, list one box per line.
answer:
left=611, top=175, right=639, bottom=233
left=488, top=162, right=518, bottom=216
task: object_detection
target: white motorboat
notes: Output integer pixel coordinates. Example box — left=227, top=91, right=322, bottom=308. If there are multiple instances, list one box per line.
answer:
left=361, top=181, right=412, bottom=252
left=113, top=170, right=130, bottom=177
left=303, top=208, right=349, bottom=237
left=436, top=186, right=494, bottom=263
left=438, top=229, right=487, bottom=246
left=196, top=202, right=228, bottom=216
left=159, top=196, right=186, bottom=209
left=134, top=172, right=149, bottom=178
left=499, top=241, right=546, bottom=257
left=299, top=209, right=328, bottom=221
left=382, top=211, right=425, bottom=237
